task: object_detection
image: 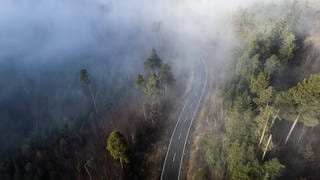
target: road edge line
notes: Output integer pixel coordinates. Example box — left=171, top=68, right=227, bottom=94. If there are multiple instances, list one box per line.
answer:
left=160, top=92, right=192, bottom=180
left=177, top=57, right=208, bottom=180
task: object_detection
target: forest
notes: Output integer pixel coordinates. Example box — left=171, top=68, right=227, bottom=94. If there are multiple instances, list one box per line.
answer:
left=1, top=0, right=320, bottom=180
left=195, top=1, right=320, bottom=179
left=0, top=47, right=180, bottom=179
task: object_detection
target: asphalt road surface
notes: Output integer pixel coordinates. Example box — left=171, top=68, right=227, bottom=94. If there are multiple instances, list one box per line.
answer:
left=160, top=60, right=207, bottom=180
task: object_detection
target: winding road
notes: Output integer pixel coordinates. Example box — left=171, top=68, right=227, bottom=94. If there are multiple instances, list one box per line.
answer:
left=160, top=59, right=208, bottom=180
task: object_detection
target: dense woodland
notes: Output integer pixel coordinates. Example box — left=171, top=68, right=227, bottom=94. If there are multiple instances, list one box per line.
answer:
left=197, top=1, right=320, bottom=179
left=2, top=1, right=320, bottom=180
left=0, top=49, right=178, bottom=179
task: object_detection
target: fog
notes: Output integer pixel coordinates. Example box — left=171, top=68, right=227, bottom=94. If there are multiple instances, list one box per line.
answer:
left=0, top=0, right=279, bottom=62
left=0, top=0, right=281, bottom=156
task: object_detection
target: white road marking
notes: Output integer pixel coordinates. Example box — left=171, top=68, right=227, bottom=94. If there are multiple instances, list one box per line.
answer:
left=161, top=57, right=208, bottom=180
left=173, top=153, right=176, bottom=162
left=160, top=94, right=192, bottom=180
left=178, top=133, right=182, bottom=140
left=177, top=57, right=208, bottom=180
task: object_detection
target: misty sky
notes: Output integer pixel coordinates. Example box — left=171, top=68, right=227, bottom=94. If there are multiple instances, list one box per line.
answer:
left=0, top=0, right=279, bottom=64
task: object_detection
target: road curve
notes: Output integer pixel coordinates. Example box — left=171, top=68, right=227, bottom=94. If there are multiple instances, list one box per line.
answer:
left=160, top=58, right=208, bottom=180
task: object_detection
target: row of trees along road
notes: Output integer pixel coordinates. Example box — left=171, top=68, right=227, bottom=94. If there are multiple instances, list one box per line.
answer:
left=106, top=48, right=175, bottom=175
left=199, top=2, right=320, bottom=179
left=134, top=48, right=175, bottom=123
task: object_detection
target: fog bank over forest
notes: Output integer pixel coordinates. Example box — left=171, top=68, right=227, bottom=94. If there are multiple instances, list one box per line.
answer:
left=0, top=0, right=281, bottom=157
left=4, top=0, right=320, bottom=179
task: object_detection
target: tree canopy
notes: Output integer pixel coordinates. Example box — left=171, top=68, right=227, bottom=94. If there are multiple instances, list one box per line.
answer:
left=107, top=130, right=129, bottom=166
left=134, top=74, right=145, bottom=90
left=144, top=48, right=162, bottom=72
left=160, top=63, right=175, bottom=89
left=276, top=74, right=320, bottom=127
left=135, top=48, right=175, bottom=97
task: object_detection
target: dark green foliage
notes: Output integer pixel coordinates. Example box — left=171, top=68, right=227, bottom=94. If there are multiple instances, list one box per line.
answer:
left=134, top=49, right=175, bottom=126
left=262, top=158, right=285, bottom=180
left=226, top=141, right=252, bottom=180
left=1, top=48, right=173, bottom=179
left=248, top=35, right=271, bottom=59
left=264, top=55, right=280, bottom=76
left=205, top=5, right=300, bottom=179
left=253, top=86, right=274, bottom=107
left=144, top=73, right=160, bottom=96
left=201, top=134, right=225, bottom=179
left=135, top=49, right=175, bottom=96
left=159, top=63, right=175, bottom=88
left=1, top=128, right=81, bottom=179
left=279, top=29, right=296, bottom=62
left=235, top=53, right=259, bottom=79
left=276, top=74, right=320, bottom=127
left=107, top=130, right=130, bottom=165
left=216, top=2, right=307, bottom=179
left=250, top=72, right=269, bottom=94
left=144, top=48, right=162, bottom=72
left=0, top=108, right=148, bottom=180
left=134, top=74, right=145, bottom=90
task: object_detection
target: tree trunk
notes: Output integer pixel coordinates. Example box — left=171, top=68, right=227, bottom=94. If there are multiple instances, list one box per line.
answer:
left=84, top=162, right=93, bottom=180
left=259, top=116, right=269, bottom=146
left=164, top=85, right=168, bottom=97
left=88, top=85, right=98, bottom=114
left=285, top=114, right=300, bottom=144
left=120, top=158, right=123, bottom=170
left=142, top=102, right=147, bottom=120
left=261, top=134, right=272, bottom=161
left=270, top=109, right=280, bottom=127
left=297, top=125, right=305, bottom=144
left=131, top=133, right=135, bottom=144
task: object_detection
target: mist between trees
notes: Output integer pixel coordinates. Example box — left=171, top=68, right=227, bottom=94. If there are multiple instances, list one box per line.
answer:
left=196, top=1, right=320, bottom=179
left=2, top=0, right=320, bottom=179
